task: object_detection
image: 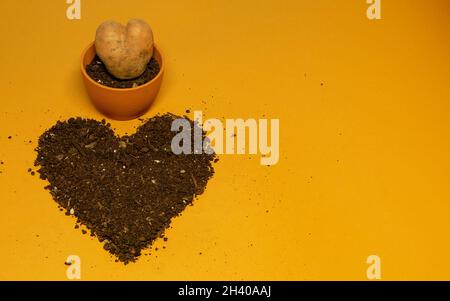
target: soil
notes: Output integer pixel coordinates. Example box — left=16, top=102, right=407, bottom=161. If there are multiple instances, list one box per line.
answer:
left=34, top=114, right=216, bottom=263
left=86, top=56, right=160, bottom=89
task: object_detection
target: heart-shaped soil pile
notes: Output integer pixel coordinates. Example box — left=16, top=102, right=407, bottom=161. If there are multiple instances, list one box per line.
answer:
left=34, top=114, right=216, bottom=263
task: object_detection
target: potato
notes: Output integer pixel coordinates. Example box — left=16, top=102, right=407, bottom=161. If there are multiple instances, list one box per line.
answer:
left=95, top=19, right=154, bottom=80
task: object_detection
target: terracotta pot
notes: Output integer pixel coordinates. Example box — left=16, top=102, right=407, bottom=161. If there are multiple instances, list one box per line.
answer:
left=81, top=42, right=164, bottom=120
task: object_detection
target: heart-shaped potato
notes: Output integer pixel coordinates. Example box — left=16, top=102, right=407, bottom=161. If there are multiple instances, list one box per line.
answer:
left=95, top=19, right=154, bottom=80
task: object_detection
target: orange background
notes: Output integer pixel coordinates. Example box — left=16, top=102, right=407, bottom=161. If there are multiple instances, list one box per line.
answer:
left=0, top=0, right=450, bottom=280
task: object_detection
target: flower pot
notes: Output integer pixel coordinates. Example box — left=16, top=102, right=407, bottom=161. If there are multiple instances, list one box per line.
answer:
left=81, top=42, right=164, bottom=121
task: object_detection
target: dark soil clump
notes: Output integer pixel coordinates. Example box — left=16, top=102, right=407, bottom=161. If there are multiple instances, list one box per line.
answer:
left=86, top=56, right=160, bottom=89
left=34, top=114, right=215, bottom=263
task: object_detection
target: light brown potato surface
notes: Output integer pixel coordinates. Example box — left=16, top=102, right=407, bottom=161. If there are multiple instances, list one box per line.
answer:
left=95, top=19, right=154, bottom=80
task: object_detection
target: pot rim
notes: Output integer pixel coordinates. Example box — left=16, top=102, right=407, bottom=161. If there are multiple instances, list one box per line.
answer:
left=80, top=42, right=164, bottom=92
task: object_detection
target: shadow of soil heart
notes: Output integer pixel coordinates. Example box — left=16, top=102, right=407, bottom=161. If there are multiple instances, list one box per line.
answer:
left=34, top=114, right=216, bottom=264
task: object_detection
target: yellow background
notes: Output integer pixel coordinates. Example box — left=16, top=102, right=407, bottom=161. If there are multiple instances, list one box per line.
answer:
left=0, top=0, right=450, bottom=280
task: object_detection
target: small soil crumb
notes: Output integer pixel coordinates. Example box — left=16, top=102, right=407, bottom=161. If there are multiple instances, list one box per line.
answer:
left=34, top=114, right=216, bottom=264
left=86, top=56, right=160, bottom=89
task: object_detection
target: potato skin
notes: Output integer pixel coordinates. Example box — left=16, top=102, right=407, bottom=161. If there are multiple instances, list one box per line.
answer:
left=95, top=19, right=154, bottom=80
